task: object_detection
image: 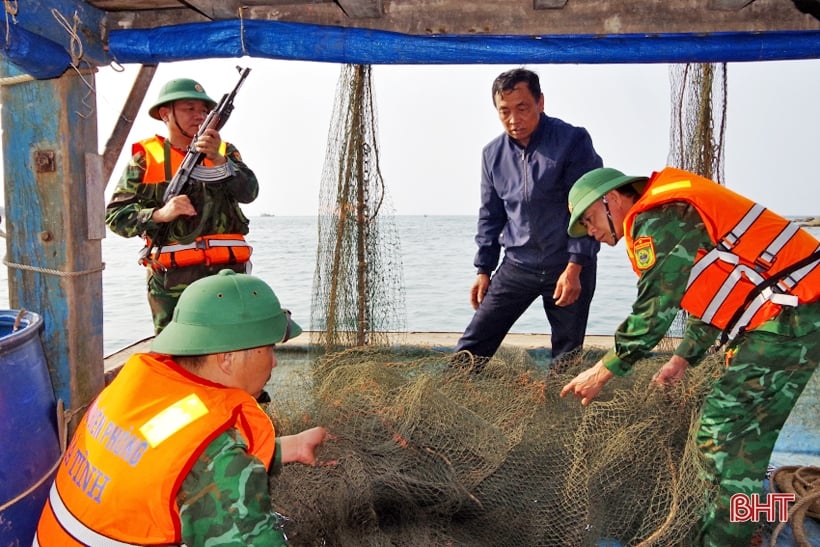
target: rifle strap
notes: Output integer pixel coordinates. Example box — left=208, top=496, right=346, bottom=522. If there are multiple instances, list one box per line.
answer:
left=164, top=139, right=173, bottom=182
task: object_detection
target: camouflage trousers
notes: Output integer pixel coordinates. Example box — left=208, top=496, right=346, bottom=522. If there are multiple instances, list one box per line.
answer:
left=146, top=262, right=249, bottom=334
left=695, top=302, right=820, bottom=547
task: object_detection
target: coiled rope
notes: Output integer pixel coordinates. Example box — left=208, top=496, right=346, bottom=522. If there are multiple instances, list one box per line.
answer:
left=768, top=465, right=820, bottom=547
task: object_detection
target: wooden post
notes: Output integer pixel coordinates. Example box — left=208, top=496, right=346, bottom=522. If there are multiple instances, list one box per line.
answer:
left=0, top=61, right=105, bottom=427
left=102, top=64, right=157, bottom=187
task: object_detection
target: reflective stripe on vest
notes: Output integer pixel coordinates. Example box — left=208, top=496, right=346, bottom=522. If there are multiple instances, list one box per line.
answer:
left=624, top=167, right=820, bottom=338
left=137, top=136, right=225, bottom=184
left=141, top=234, right=252, bottom=269
left=684, top=198, right=812, bottom=336
left=40, top=483, right=144, bottom=547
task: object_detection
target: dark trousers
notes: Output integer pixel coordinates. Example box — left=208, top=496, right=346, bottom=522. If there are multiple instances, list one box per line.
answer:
left=455, top=259, right=597, bottom=359
left=147, top=262, right=249, bottom=334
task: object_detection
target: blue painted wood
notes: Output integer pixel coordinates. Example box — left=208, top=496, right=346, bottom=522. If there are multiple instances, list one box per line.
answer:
left=0, top=59, right=105, bottom=422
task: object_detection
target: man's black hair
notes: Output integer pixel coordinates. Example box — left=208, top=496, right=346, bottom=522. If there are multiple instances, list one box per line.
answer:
left=491, top=68, right=542, bottom=105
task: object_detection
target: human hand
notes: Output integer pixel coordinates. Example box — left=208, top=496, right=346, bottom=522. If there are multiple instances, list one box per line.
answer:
left=560, top=360, right=614, bottom=406
left=195, top=127, right=227, bottom=165
left=553, top=263, right=581, bottom=306
left=152, top=195, right=196, bottom=223
left=281, top=427, right=334, bottom=467
left=470, top=274, right=490, bottom=310
left=652, top=355, right=689, bottom=386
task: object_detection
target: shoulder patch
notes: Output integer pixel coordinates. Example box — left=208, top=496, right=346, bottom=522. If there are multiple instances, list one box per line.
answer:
left=633, top=236, right=656, bottom=271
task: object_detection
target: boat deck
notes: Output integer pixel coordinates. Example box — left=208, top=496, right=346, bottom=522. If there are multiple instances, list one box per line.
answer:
left=103, top=332, right=617, bottom=373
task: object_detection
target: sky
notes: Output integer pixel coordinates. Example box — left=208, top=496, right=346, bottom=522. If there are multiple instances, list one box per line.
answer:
left=86, top=57, right=818, bottom=218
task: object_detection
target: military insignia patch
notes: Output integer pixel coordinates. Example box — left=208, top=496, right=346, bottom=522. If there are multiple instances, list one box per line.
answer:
left=634, top=236, right=656, bottom=270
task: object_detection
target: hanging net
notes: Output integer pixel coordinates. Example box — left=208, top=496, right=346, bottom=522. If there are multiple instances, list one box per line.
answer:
left=266, top=346, right=720, bottom=546
left=660, top=63, right=728, bottom=348
left=310, top=64, right=406, bottom=350
left=667, top=63, right=727, bottom=182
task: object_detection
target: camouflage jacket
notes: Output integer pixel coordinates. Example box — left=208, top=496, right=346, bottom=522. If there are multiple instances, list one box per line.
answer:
left=601, top=203, right=820, bottom=376
left=177, top=428, right=287, bottom=546
left=105, top=140, right=259, bottom=245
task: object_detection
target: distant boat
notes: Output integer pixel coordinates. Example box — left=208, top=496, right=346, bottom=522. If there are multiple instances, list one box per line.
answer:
left=260, top=212, right=276, bottom=217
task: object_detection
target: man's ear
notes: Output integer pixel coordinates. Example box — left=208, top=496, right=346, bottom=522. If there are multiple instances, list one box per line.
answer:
left=158, top=105, right=171, bottom=123
left=607, top=189, right=624, bottom=208
left=216, top=352, right=234, bottom=375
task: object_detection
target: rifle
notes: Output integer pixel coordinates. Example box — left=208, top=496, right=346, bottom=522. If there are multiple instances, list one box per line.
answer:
left=139, top=66, right=251, bottom=269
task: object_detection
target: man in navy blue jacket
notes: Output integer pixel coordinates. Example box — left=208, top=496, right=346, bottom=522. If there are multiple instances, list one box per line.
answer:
left=454, top=68, right=603, bottom=366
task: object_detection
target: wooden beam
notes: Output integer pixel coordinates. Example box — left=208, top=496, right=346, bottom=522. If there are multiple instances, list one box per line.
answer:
left=709, top=0, right=757, bottom=9
left=534, top=0, right=569, bottom=8
left=0, top=60, right=105, bottom=429
left=180, top=0, right=243, bottom=19
left=336, top=0, right=383, bottom=18
left=104, top=0, right=820, bottom=35
left=101, top=64, right=157, bottom=186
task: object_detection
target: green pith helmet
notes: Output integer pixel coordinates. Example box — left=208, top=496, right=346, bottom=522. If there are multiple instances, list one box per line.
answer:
left=567, top=167, right=648, bottom=237
left=151, top=270, right=302, bottom=355
left=148, top=78, right=217, bottom=120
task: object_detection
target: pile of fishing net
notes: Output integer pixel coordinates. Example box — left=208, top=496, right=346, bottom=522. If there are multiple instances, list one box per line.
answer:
left=265, top=346, right=722, bottom=546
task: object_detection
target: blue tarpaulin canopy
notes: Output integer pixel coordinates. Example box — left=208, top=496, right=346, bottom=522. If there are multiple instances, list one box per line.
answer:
left=109, top=20, right=820, bottom=66
left=1, top=22, right=72, bottom=79
left=5, top=17, right=820, bottom=79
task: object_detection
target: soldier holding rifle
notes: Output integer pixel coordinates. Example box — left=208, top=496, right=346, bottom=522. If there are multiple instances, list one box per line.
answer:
left=106, top=70, right=257, bottom=333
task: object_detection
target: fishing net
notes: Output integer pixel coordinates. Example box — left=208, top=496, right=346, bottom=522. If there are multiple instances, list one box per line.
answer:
left=661, top=63, right=728, bottom=348
left=667, top=62, right=727, bottom=182
left=310, top=64, right=406, bottom=351
left=277, top=64, right=738, bottom=545
left=265, top=346, right=721, bottom=547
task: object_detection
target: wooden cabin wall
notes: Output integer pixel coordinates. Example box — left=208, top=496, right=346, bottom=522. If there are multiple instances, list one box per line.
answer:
left=0, top=60, right=105, bottom=429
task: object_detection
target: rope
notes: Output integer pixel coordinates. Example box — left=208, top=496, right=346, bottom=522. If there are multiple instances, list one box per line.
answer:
left=3, top=0, right=16, bottom=17
left=239, top=5, right=248, bottom=56
left=3, top=257, right=106, bottom=278
left=0, top=73, right=33, bottom=86
left=50, top=8, right=82, bottom=67
left=12, top=308, right=25, bottom=332
left=768, top=465, right=820, bottom=547
left=50, top=7, right=99, bottom=118
left=3, top=0, right=17, bottom=47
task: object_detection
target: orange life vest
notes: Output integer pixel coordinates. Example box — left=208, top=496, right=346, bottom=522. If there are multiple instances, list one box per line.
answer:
left=142, top=233, right=252, bottom=269
left=624, top=167, right=820, bottom=339
left=34, top=353, right=276, bottom=546
left=137, top=136, right=252, bottom=269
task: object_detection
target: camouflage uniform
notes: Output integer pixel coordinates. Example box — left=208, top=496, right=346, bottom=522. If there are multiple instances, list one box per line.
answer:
left=599, top=203, right=820, bottom=547
left=105, top=142, right=258, bottom=332
left=178, top=428, right=288, bottom=546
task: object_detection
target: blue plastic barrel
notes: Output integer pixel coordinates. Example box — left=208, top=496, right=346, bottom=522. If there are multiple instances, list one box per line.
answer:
left=0, top=310, right=61, bottom=546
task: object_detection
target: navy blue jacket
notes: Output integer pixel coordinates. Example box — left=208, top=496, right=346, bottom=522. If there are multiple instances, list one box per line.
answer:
left=474, top=113, right=602, bottom=274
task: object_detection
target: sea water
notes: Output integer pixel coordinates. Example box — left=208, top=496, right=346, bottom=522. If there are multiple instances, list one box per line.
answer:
left=0, top=216, right=816, bottom=356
